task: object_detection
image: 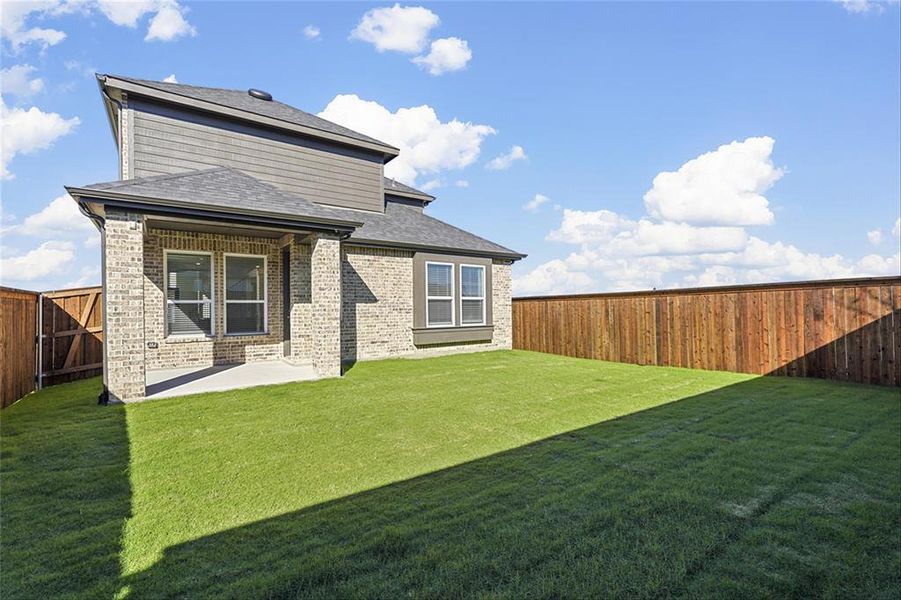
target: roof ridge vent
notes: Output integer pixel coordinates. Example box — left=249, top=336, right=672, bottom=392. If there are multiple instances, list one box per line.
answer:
left=248, top=88, right=272, bottom=101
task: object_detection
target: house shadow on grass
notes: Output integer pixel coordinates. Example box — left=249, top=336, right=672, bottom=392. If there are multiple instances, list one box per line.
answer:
left=122, top=376, right=900, bottom=598
left=0, top=378, right=131, bottom=599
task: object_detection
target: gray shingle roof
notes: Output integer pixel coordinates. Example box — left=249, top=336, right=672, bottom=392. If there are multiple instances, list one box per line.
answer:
left=71, top=167, right=361, bottom=227
left=346, top=201, right=521, bottom=258
left=105, top=75, right=396, bottom=151
left=383, top=178, right=434, bottom=200
left=69, top=168, right=524, bottom=259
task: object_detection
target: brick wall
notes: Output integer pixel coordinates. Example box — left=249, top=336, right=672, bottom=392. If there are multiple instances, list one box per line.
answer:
left=143, top=229, right=285, bottom=369
left=340, top=245, right=513, bottom=362
left=136, top=232, right=513, bottom=375
left=104, top=210, right=146, bottom=401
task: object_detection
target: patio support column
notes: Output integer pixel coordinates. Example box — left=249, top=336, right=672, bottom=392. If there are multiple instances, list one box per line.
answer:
left=103, top=209, right=146, bottom=402
left=310, top=233, right=342, bottom=378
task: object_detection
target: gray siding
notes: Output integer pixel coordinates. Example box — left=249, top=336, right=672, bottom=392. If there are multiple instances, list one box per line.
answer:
left=129, top=98, right=385, bottom=212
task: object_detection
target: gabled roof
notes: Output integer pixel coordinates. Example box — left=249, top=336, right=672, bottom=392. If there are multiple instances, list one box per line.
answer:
left=348, top=200, right=522, bottom=259
left=66, top=167, right=362, bottom=232
left=67, top=168, right=524, bottom=259
left=383, top=178, right=435, bottom=202
left=99, top=74, right=400, bottom=158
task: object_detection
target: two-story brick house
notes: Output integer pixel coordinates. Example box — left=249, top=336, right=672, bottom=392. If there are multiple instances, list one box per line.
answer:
left=66, top=75, right=525, bottom=402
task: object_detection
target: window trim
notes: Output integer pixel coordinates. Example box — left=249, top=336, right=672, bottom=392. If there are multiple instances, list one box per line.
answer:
left=459, top=264, right=487, bottom=327
left=163, top=249, right=215, bottom=338
left=425, top=261, right=455, bottom=328
left=223, top=252, right=269, bottom=336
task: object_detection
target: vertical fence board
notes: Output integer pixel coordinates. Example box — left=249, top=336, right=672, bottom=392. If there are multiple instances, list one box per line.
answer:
left=513, top=277, right=901, bottom=387
left=0, top=287, right=38, bottom=408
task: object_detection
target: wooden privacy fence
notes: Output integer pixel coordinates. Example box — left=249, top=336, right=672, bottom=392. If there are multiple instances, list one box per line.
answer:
left=513, top=277, right=901, bottom=387
left=0, top=287, right=39, bottom=408
left=0, top=286, right=103, bottom=408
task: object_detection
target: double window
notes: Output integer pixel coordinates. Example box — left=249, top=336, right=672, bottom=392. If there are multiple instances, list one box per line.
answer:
left=164, top=251, right=267, bottom=337
left=425, top=262, right=486, bottom=327
left=166, top=251, right=214, bottom=336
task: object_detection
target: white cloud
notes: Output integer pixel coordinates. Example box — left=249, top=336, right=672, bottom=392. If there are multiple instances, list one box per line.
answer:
left=420, top=178, right=443, bottom=192
left=454, top=179, right=469, bottom=188
left=523, top=193, right=550, bottom=213
left=350, top=4, right=439, bottom=53
left=893, top=217, right=900, bottom=238
left=303, top=25, right=320, bottom=40
left=0, top=1, right=67, bottom=51
left=0, top=241, right=76, bottom=282
left=485, top=145, right=527, bottom=171
left=644, top=136, right=782, bottom=226
left=145, top=1, right=196, bottom=41
left=1, top=65, right=45, bottom=97
left=96, top=0, right=157, bottom=26
left=836, top=0, right=895, bottom=14
left=61, top=265, right=101, bottom=288
left=515, top=259, right=595, bottom=296
left=412, top=37, right=472, bottom=75
left=515, top=136, right=900, bottom=295
left=1, top=1, right=196, bottom=50
left=64, top=60, right=96, bottom=78
left=1, top=96, right=80, bottom=179
left=318, top=94, right=495, bottom=184
left=867, top=229, right=882, bottom=245
left=547, top=209, right=747, bottom=256
left=162, top=73, right=178, bottom=83
left=14, top=194, right=94, bottom=236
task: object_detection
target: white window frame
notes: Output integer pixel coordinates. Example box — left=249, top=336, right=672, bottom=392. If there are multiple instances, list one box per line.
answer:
left=163, top=249, right=215, bottom=338
left=425, top=261, right=455, bottom=328
left=459, top=264, right=487, bottom=327
left=223, top=253, right=268, bottom=336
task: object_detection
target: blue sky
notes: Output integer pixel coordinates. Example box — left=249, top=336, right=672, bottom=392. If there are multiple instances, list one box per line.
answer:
left=1, top=0, right=899, bottom=293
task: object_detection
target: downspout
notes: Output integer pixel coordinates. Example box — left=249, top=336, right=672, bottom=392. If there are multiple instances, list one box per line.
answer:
left=78, top=201, right=110, bottom=405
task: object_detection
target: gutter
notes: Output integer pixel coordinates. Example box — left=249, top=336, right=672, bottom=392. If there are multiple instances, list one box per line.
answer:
left=346, top=238, right=527, bottom=262
left=66, top=188, right=361, bottom=237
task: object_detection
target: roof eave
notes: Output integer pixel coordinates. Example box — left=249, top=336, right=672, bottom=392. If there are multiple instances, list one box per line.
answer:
left=385, top=190, right=436, bottom=203
left=65, top=186, right=363, bottom=234
left=98, top=74, right=401, bottom=161
left=347, top=237, right=526, bottom=261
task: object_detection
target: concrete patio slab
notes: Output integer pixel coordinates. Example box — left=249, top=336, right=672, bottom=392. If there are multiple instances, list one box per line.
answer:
left=145, top=361, right=319, bottom=399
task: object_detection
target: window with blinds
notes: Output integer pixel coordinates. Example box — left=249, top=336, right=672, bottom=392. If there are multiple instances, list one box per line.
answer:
left=166, top=252, right=213, bottom=336
left=225, top=255, right=267, bottom=335
left=460, top=265, right=486, bottom=325
left=426, top=262, right=454, bottom=327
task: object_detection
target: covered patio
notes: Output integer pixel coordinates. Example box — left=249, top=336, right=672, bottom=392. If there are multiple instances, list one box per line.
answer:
left=145, top=360, right=319, bottom=399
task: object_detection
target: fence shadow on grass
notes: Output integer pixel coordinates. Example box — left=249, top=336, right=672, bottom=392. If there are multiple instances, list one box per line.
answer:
left=0, top=378, right=131, bottom=599
left=122, top=376, right=900, bottom=598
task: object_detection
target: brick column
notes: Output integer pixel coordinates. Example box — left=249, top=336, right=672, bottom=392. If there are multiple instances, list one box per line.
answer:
left=103, top=209, right=145, bottom=402
left=310, top=233, right=342, bottom=378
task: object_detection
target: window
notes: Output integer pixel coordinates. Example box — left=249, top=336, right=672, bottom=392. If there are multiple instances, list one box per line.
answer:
left=460, top=265, right=486, bottom=325
left=426, top=262, right=454, bottom=327
left=225, top=254, right=267, bottom=335
left=165, top=252, right=213, bottom=336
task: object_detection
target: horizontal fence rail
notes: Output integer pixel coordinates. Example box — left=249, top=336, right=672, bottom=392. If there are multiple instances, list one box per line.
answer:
left=513, top=277, right=901, bottom=387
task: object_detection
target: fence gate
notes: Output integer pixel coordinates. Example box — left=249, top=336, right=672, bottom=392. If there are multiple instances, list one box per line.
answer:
left=40, top=287, right=104, bottom=388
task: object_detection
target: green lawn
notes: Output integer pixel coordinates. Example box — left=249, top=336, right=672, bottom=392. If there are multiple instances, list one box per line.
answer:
left=1, top=350, right=899, bottom=598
